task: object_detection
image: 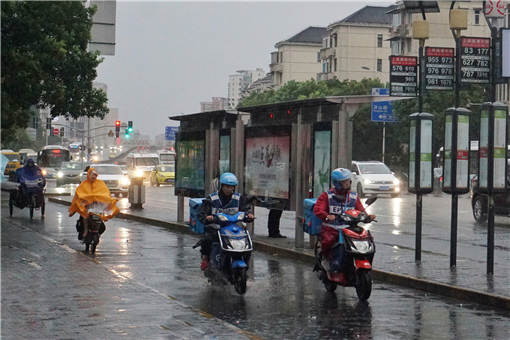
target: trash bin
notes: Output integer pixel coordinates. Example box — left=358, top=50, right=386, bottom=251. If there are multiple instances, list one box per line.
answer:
left=128, top=176, right=145, bottom=209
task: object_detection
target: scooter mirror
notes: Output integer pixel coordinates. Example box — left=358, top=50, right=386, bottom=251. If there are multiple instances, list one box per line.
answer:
left=365, top=197, right=377, bottom=206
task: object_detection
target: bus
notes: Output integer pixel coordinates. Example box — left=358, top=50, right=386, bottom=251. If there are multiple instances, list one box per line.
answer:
left=158, top=150, right=176, bottom=164
left=37, top=145, right=71, bottom=178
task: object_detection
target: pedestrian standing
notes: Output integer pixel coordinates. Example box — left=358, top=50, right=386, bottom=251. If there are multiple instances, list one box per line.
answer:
left=267, top=208, right=286, bottom=238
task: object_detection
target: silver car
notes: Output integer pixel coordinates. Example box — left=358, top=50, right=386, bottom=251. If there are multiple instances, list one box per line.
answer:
left=81, top=164, right=131, bottom=197
left=56, top=162, right=83, bottom=186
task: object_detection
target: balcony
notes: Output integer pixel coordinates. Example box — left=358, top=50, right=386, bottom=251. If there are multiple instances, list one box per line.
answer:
left=319, top=47, right=336, bottom=60
left=390, top=24, right=410, bottom=38
left=317, top=72, right=336, bottom=81
left=270, top=62, right=283, bottom=73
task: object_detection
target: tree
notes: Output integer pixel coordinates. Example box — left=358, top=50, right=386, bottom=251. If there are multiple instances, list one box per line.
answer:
left=1, top=1, right=108, bottom=147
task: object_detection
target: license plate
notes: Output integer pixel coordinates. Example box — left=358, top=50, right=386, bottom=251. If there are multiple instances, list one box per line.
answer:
left=380, top=186, right=389, bottom=191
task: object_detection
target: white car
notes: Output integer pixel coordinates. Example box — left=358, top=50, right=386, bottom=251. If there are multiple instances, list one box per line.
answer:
left=81, top=164, right=130, bottom=197
left=351, top=161, right=400, bottom=198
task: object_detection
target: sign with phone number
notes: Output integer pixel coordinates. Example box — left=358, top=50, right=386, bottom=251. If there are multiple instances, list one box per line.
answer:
left=425, top=47, right=454, bottom=90
left=389, top=56, right=417, bottom=97
left=460, top=37, right=490, bottom=84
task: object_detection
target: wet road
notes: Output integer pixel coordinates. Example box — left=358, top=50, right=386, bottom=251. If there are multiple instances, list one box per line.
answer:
left=2, top=197, right=509, bottom=339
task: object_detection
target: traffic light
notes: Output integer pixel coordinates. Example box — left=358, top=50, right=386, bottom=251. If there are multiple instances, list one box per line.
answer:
left=59, top=127, right=64, bottom=137
left=127, top=121, right=133, bottom=133
left=124, top=129, right=131, bottom=139
left=115, top=120, right=121, bottom=138
left=46, top=118, right=52, bottom=129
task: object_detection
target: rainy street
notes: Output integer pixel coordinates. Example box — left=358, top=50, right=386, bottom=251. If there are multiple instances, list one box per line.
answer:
left=2, top=194, right=509, bottom=340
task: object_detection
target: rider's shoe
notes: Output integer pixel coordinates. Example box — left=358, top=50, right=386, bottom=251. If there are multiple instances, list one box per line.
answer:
left=200, top=256, right=209, bottom=271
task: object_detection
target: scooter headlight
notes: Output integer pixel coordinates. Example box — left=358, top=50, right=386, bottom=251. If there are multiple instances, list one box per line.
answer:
left=352, top=240, right=371, bottom=253
left=230, top=239, right=248, bottom=250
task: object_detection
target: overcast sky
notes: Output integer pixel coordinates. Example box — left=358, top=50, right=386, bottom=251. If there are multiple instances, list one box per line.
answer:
left=96, top=1, right=391, bottom=135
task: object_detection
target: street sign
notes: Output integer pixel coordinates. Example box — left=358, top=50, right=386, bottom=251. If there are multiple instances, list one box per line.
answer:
left=460, top=37, right=490, bottom=84
left=425, top=47, right=454, bottom=90
left=389, top=56, right=417, bottom=97
left=165, top=126, right=179, bottom=141
left=484, top=0, right=507, bottom=17
left=52, top=128, right=59, bottom=136
left=371, top=88, right=389, bottom=96
left=371, top=101, right=396, bottom=122
left=501, top=29, right=510, bottom=78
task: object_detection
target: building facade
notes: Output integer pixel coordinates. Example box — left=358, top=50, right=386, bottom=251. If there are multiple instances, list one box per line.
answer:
left=228, top=69, right=265, bottom=108
left=200, top=97, right=229, bottom=112
left=318, top=6, right=393, bottom=83
left=270, top=26, right=326, bottom=88
left=388, top=1, right=491, bottom=56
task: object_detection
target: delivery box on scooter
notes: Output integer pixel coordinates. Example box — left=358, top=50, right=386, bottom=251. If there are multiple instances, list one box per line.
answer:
left=189, top=198, right=205, bottom=234
left=303, top=198, right=322, bottom=235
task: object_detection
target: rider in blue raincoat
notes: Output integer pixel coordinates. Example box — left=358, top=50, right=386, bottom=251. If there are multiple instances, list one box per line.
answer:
left=16, top=159, right=45, bottom=204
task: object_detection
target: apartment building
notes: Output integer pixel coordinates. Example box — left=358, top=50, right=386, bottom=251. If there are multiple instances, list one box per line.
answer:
left=388, top=1, right=491, bottom=56
left=269, top=26, right=327, bottom=88
left=200, top=97, right=229, bottom=112
left=318, top=6, right=393, bottom=83
left=228, top=69, right=265, bottom=109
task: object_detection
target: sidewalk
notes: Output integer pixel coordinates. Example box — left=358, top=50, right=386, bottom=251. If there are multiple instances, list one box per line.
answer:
left=48, top=195, right=510, bottom=310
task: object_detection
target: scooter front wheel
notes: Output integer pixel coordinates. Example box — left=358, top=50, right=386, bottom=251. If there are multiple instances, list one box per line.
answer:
left=355, top=269, right=372, bottom=301
left=233, top=268, right=247, bottom=295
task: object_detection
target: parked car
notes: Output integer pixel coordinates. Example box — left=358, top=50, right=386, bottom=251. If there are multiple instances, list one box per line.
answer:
left=150, top=164, right=175, bottom=186
left=351, top=161, right=400, bottom=198
left=56, top=162, right=83, bottom=186
left=81, top=164, right=130, bottom=197
left=471, top=159, right=510, bottom=223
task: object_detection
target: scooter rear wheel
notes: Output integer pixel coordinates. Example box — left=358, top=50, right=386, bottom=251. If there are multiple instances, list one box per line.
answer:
left=355, top=269, right=372, bottom=301
left=233, top=268, right=247, bottom=295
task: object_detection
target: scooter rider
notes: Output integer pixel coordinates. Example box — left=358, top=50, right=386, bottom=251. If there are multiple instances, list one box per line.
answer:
left=198, top=172, right=254, bottom=271
left=313, top=168, right=375, bottom=279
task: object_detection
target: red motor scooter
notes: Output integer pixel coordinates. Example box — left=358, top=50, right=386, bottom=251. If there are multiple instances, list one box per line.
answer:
left=313, top=197, right=377, bottom=301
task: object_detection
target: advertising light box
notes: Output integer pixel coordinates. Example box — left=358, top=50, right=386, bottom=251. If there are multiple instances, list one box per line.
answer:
left=244, top=127, right=290, bottom=208
left=313, top=128, right=331, bottom=196
left=502, top=29, right=510, bottom=78
left=175, top=132, right=205, bottom=197
left=408, top=112, right=433, bottom=194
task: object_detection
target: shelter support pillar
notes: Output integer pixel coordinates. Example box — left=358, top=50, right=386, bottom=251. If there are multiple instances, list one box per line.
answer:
left=294, top=109, right=305, bottom=248
left=205, top=122, right=220, bottom=195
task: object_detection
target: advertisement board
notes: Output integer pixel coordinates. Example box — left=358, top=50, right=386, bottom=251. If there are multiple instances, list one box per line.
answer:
left=219, top=134, right=230, bottom=174
left=420, top=120, right=433, bottom=189
left=175, top=134, right=205, bottom=197
left=313, top=129, right=331, bottom=196
left=502, top=29, right=510, bottom=78
left=244, top=128, right=290, bottom=204
left=409, top=120, right=416, bottom=189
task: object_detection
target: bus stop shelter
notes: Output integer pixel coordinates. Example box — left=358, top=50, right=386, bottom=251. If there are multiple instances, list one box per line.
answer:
left=171, top=95, right=398, bottom=248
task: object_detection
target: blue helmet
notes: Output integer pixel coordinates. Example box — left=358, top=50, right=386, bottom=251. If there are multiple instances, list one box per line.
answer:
left=331, top=168, right=351, bottom=189
left=219, top=172, right=238, bottom=186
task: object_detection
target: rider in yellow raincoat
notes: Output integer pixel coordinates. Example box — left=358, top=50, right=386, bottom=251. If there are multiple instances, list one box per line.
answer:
left=69, top=168, right=119, bottom=238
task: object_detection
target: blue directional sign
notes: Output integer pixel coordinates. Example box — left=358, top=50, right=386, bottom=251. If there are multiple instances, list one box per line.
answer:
left=165, top=126, right=179, bottom=141
left=371, top=88, right=389, bottom=96
left=371, top=101, right=396, bottom=123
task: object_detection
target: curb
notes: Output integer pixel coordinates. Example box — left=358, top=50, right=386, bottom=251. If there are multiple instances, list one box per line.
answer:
left=48, top=197, right=510, bottom=310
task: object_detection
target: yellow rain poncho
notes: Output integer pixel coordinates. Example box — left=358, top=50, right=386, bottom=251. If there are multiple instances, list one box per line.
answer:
left=69, top=168, right=120, bottom=221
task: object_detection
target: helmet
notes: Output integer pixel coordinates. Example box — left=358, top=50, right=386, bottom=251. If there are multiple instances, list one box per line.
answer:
left=219, top=172, right=238, bottom=186
left=331, top=168, right=351, bottom=189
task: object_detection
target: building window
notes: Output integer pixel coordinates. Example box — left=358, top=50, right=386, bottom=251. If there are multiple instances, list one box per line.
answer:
left=377, top=59, right=382, bottom=72
left=334, top=58, right=337, bottom=72
left=474, top=9, right=480, bottom=25
left=391, top=40, right=401, bottom=55
left=407, top=39, right=412, bottom=52
left=280, top=52, right=283, bottom=63
left=333, top=33, right=338, bottom=47
left=377, top=34, right=383, bottom=48
left=317, top=52, right=321, bottom=62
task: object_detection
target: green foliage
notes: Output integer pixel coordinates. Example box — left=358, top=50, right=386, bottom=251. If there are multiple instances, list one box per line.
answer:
left=238, top=78, right=385, bottom=108
left=1, top=1, right=108, bottom=147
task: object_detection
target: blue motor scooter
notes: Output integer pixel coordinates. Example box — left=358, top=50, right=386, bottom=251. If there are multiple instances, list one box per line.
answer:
left=195, top=211, right=253, bottom=294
